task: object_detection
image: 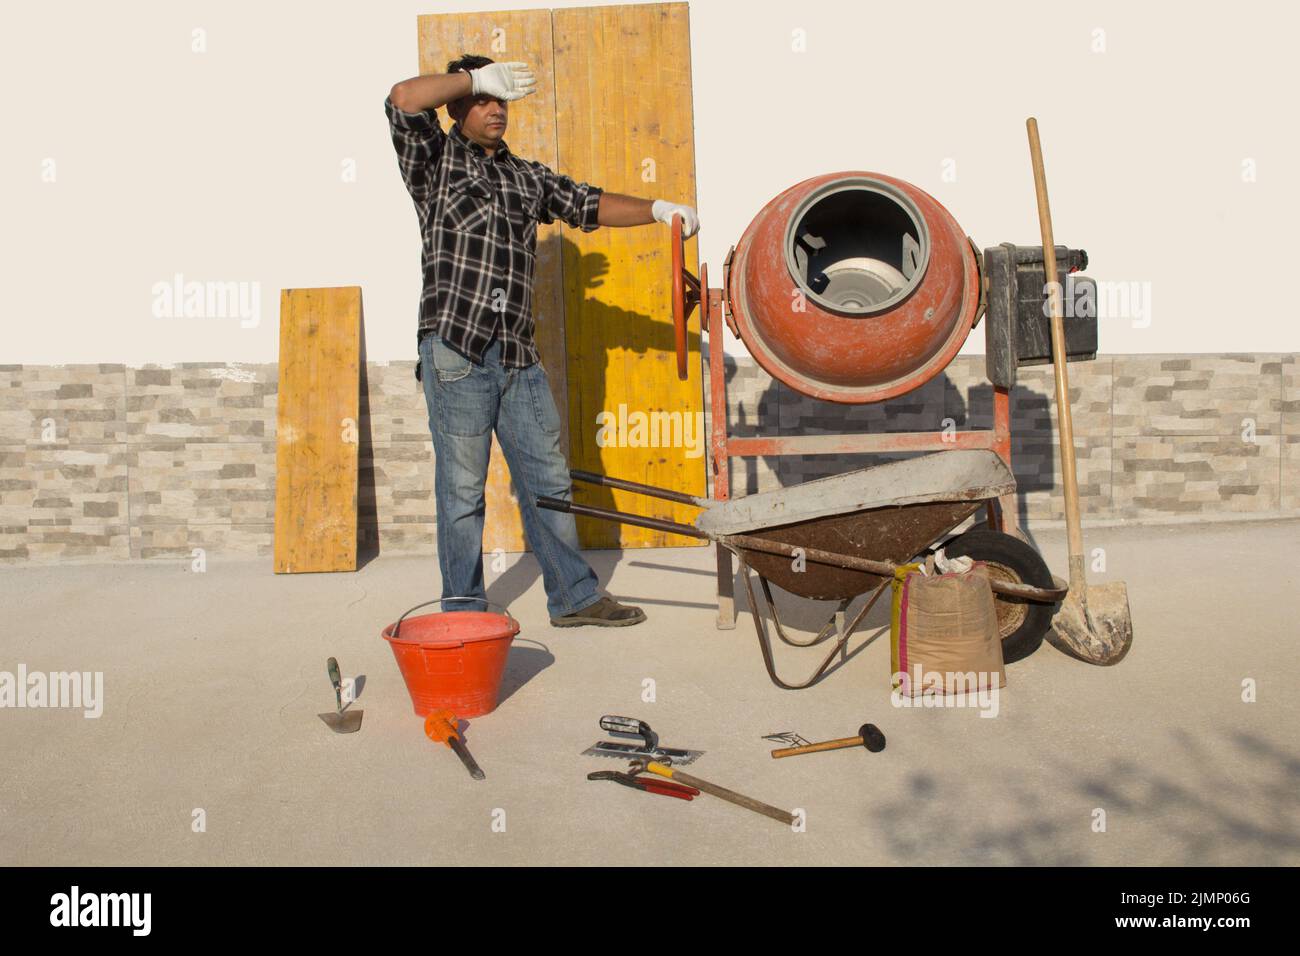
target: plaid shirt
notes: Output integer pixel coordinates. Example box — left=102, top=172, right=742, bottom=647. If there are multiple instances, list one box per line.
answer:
left=384, top=94, right=603, bottom=374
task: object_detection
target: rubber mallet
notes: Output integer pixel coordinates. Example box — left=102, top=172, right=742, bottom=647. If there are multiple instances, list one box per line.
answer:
left=770, top=723, right=886, bottom=759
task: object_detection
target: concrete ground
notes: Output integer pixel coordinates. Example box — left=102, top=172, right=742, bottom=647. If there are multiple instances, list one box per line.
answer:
left=2, top=518, right=1298, bottom=866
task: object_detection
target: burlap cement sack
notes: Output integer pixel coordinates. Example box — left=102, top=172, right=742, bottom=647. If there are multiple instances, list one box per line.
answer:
left=890, top=561, right=1005, bottom=697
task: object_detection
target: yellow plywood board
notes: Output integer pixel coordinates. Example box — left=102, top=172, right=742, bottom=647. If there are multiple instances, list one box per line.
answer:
left=552, top=2, right=707, bottom=548
left=273, top=287, right=361, bottom=573
left=417, top=9, right=565, bottom=554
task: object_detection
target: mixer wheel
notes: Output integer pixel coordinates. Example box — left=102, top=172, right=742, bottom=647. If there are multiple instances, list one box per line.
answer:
left=940, top=529, right=1055, bottom=664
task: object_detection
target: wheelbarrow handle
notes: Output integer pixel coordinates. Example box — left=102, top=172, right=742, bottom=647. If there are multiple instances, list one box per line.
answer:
left=569, top=469, right=708, bottom=508
left=537, top=496, right=708, bottom=540
left=722, top=532, right=1068, bottom=604
left=537, top=498, right=1066, bottom=605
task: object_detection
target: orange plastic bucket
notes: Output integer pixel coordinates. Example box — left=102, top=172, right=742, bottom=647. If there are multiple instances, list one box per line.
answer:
left=382, top=598, right=520, bottom=718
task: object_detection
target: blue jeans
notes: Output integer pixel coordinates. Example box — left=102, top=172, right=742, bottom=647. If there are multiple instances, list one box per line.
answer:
left=419, top=333, right=602, bottom=618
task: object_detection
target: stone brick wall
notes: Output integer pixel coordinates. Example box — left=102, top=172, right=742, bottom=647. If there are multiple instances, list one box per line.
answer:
left=1, top=354, right=1295, bottom=565
left=707, top=354, right=1298, bottom=525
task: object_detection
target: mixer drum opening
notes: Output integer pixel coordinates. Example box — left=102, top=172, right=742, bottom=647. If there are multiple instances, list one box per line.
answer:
left=783, top=179, right=932, bottom=316
left=729, top=170, right=979, bottom=404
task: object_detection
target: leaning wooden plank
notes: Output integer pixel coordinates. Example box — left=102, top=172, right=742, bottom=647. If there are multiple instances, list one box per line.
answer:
left=273, top=287, right=361, bottom=573
left=552, top=1, right=706, bottom=549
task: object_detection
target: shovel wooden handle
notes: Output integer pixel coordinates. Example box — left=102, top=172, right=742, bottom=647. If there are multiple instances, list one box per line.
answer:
left=1026, top=117, right=1085, bottom=583
left=1025, top=119, right=1135, bottom=666
left=644, top=762, right=795, bottom=826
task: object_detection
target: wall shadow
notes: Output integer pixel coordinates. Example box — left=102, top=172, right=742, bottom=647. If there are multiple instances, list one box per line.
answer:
left=728, top=365, right=1058, bottom=554
left=541, top=232, right=704, bottom=562
left=968, top=381, right=1055, bottom=552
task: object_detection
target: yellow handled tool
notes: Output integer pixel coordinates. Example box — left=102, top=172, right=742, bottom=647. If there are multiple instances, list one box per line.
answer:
left=639, top=761, right=795, bottom=826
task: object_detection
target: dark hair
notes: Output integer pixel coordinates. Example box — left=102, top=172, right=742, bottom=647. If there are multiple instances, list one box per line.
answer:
left=444, top=54, right=494, bottom=119
left=446, top=53, right=494, bottom=75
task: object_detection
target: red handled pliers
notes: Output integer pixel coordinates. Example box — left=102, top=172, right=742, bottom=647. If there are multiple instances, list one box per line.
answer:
left=587, top=769, right=700, bottom=801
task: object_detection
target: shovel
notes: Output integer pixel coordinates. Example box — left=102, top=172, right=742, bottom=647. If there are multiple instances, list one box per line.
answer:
left=317, top=657, right=363, bottom=733
left=1025, top=117, right=1133, bottom=665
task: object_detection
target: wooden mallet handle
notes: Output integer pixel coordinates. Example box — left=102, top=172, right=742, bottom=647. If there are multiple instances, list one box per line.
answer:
left=771, top=723, right=885, bottom=759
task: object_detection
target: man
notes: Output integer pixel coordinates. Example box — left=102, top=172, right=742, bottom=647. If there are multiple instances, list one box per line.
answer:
left=385, top=55, right=700, bottom=627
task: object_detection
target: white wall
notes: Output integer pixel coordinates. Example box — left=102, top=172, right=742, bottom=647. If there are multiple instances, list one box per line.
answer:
left=4, top=0, right=1296, bottom=365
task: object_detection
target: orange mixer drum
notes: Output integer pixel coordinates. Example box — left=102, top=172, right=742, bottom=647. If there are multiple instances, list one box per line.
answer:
left=727, top=171, right=981, bottom=404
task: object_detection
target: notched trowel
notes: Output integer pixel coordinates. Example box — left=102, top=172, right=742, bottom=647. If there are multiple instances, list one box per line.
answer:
left=317, top=657, right=363, bottom=734
left=582, top=715, right=702, bottom=765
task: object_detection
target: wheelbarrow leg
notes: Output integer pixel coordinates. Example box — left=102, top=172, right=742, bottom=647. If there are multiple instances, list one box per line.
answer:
left=991, top=494, right=1029, bottom=542
left=741, top=560, right=889, bottom=690
left=759, top=575, right=847, bottom=648
left=981, top=490, right=1024, bottom=540
left=984, top=497, right=998, bottom=530
left=715, top=543, right=736, bottom=630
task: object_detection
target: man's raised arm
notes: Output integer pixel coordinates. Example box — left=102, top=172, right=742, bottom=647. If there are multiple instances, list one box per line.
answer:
left=388, top=72, right=472, bottom=114
left=390, top=62, right=537, bottom=113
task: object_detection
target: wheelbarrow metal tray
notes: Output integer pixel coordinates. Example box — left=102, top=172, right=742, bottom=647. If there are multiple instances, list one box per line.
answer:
left=698, top=450, right=1015, bottom=601
left=695, top=450, right=1015, bottom=537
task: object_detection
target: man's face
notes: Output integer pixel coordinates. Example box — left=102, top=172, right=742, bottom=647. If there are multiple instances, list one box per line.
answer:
left=452, top=93, right=508, bottom=149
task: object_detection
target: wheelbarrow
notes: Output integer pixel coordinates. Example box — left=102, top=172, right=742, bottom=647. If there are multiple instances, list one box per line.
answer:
left=537, top=449, right=1067, bottom=690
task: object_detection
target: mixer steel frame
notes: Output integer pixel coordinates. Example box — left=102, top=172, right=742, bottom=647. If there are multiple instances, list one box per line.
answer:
left=698, top=242, right=1019, bottom=630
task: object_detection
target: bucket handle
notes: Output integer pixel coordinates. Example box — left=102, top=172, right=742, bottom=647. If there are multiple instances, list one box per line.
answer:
left=390, top=597, right=517, bottom=641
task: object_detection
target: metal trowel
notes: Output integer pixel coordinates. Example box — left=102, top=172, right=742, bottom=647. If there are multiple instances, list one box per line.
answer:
left=582, top=715, right=702, bottom=765
left=318, top=657, right=363, bottom=734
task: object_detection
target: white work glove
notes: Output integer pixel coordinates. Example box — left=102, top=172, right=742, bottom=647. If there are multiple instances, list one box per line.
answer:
left=469, top=61, right=537, bottom=101
left=652, top=199, right=700, bottom=238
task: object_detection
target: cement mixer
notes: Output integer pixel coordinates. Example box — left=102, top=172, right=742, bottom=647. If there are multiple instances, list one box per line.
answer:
left=542, top=167, right=1103, bottom=684
left=682, top=171, right=982, bottom=403
left=671, top=165, right=1093, bottom=597
left=671, top=169, right=1095, bottom=399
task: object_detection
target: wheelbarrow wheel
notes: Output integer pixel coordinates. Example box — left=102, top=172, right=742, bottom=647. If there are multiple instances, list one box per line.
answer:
left=940, top=529, right=1056, bottom=664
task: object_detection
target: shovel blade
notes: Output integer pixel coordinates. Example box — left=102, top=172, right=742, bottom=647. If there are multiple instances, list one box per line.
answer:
left=1048, top=582, right=1133, bottom=666
left=318, top=710, right=364, bottom=734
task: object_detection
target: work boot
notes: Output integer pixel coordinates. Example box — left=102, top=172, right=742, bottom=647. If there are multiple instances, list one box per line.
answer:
left=550, top=596, right=646, bottom=628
